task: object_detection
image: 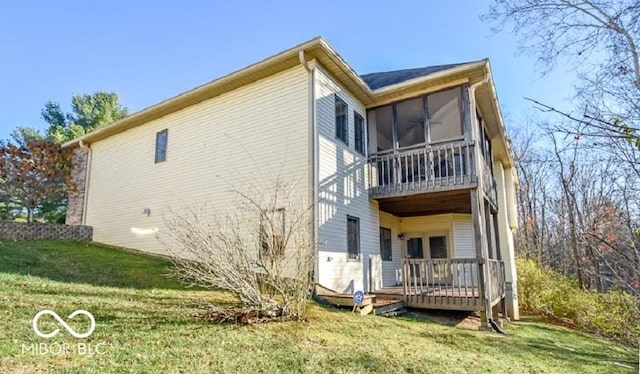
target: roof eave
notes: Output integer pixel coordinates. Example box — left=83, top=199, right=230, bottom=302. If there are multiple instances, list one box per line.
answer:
left=368, top=60, right=486, bottom=96
left=63, top=36, right=327, bottom=149
left=483, top=60, right=515, bottom=169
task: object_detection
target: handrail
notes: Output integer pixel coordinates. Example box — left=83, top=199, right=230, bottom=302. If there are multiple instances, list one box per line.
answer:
left=368, top=139, right=477, bottom=196
left=401, top=258, right=505, bottom=309
left=369, top=139, right=473, bottom=158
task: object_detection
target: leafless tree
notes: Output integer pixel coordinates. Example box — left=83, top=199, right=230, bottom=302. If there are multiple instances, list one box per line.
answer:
left=160, top=176, right=316, bottom=321
left=512, top=119, right=640, bottom=296
left=484, top=0, right=640, bottom=144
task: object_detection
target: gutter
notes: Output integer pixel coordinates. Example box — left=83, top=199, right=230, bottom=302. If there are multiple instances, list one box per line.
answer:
left=299, top=51, right=319, bottom=284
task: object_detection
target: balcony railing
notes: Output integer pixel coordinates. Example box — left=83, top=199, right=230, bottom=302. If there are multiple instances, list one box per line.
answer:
left=368, top=140, right=477, bottom=198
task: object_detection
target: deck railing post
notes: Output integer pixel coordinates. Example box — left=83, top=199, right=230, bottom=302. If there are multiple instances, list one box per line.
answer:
left=402, top=259, right=408, bottom=304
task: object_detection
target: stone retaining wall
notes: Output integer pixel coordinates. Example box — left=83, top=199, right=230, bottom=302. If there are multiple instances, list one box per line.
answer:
left=0, top=222, right=93, bottom=241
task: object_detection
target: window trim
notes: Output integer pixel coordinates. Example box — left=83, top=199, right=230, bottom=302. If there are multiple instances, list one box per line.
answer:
left=335, top=95, right=349, bottom=145
left=354, top=112, right=365, bottom=156
left=347, top=215, right=360, bottom=261
left=155, top=129, right=168, bottom=163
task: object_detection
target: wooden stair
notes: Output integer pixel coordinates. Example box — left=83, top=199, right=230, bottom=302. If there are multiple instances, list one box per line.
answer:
left=314, top=284, right=407, bottom=316
left=373, top=299, right=407, bottom=317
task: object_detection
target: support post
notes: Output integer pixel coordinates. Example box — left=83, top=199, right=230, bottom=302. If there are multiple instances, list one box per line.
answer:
left=402, top=259, right=408, bottom=304
left=471, top=189, right=492, bottom=329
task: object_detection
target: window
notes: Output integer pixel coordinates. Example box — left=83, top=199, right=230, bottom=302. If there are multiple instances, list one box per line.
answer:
left=429, top=236, right=447, bottom=259
left=396, top=97, right=425, bottom=148
left=369, top=86, right=465, bottom=153
left=354, top=112, right=365, bottom=155
left=347, top=216, right=360, bottom=260
left=335, top=96, right=348, bottom=144
left=407, top=237, right=424, bottom=259
left=260, top=208, right=285, bottom=260
left=379, top=227, right=392, bottom=261
left=428, top=87, right=463, bottom=142
left=372, top=105, right=393, bottom=152
left=155, top=129, right=168, bottom=163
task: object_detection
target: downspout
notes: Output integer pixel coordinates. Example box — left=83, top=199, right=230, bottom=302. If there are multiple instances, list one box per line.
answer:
left=78, top=140, right=92, bottom=226
left=469, top=68, right=502, bottom=332
left=299, top=51, right=319, bottom=285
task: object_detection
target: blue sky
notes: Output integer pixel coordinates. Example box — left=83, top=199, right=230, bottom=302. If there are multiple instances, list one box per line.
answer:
left=0, top=1, right=577, bottom=141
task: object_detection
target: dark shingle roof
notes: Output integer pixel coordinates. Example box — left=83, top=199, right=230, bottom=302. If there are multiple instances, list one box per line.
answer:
left=360, top=63, right=470, bottom=90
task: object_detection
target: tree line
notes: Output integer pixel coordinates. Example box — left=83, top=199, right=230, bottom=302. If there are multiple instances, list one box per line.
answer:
left=0, top=92, right=128, bottom=222
left=484, top=0, right=640, bottom=296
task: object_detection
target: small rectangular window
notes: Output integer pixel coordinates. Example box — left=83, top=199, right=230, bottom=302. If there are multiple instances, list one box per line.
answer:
left=155, top=129, right=168, bottom=163
left=335, top=96, right=348, bottom=145
left=347, top=215, right=360, bottom=260
left=379, top=227, right=392, bottom=261
left=354, top=112, right=365, bottom=155
left=260, top=208, right=285, bottom=261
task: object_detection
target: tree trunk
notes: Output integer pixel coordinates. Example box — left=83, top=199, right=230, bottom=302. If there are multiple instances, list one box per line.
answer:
left=565, top=191, right=584, bottom=289
left=27, top=208, right=34, bottom=223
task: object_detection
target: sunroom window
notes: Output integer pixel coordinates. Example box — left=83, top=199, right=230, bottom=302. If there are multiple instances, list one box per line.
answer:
left=396, top=97, right=425, bottom=148
left=374, top=105, right=393, bottom=152
left=368, top=85, right=465, bottom=154
left=428, top=87, right=463, bottom=143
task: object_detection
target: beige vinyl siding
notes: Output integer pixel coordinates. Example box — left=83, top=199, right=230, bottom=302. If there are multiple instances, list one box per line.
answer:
left=399, top=213, right=476, bottom=287
left=399, top=213, right=473, bottom=258
left=453, top=216, right=475, bottom=258
left=85, top=66, right=310, bottom=255
left=315, top=65, right=380, bottom=293
left=400, top=215, right=453, bottom=260
left=493, top=160, right=517, bottom=283
left=379, top=212, right=402, bottom=287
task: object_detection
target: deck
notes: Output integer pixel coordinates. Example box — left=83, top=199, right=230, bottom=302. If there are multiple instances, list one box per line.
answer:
left=374, top=258, right=505, bottom=312
left=374, top=286, right=496, bottom=312
left=316, top=259, right=505, bottom=315
left=367, top=140, right=497, bottom=207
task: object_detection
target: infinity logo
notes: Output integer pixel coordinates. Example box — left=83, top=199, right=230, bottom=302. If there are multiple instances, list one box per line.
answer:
left=32, top=310, right=95, bottom=339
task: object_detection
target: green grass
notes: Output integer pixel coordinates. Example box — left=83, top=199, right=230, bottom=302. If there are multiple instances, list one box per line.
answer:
left=0, top=240, right=636, bottom=373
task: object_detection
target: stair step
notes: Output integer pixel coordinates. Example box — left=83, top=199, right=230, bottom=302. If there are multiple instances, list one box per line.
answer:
left=373, top=300, right=406, bottom=316
left=380, top=308, right=408, bottom=317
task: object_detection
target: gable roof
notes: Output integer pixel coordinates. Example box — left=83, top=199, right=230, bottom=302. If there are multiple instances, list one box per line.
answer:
left=360, top=63, right=471, bottom=90
left=62, top=36, right=512, bottom=167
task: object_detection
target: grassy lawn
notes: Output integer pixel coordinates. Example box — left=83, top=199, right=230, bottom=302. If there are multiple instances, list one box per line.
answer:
left=0, top=240, right=636, bottom=373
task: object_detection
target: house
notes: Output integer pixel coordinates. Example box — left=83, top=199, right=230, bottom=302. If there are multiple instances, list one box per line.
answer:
left=63, top=37, right=520, bottom=325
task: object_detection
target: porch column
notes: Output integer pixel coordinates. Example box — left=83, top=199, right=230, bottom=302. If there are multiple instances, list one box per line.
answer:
left=471, top=189, right=492, bottom=328
left=493, top=160, right=520, bottom=320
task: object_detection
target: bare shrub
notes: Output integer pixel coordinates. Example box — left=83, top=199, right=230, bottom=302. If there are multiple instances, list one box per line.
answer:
left=160, top=178, right=315, bottom=321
